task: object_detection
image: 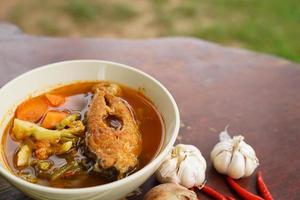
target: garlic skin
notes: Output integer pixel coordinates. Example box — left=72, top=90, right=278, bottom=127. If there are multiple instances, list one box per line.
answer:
left=210, top=127, right=259, bottom=179
left=156, top=144, right=206, bottom=188
left=144, top=183, right=197, bottom=200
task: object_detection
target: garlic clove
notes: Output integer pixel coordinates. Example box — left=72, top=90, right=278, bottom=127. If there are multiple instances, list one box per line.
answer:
left=196, top=154, right=207, bottom=171
left=177, top=159, right=197, bottom=188
left=227, top=151, right=245, bottom=179
left=178, top=144, right=202, bottom=158
left=240, top=141, right=257, bottom=158
left=210, top=141, right=232, bottom=160
left=244, top=156, right=259, bottom=177
left=156, top=158, right=180, bottom=184
left=177, top=153, right=206, bottom=188
left=213, top=151, right=231, bottom=174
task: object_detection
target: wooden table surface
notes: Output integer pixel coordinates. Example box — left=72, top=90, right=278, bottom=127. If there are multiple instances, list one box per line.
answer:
left=0, top=23, right=299, bottom=200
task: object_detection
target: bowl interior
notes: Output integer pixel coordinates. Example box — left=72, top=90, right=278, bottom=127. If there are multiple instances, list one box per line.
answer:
left=0, top=60, right=179, bottom=186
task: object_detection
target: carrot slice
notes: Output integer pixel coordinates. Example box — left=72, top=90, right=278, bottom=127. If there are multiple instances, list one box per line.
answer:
left=45, top=94, right=65, bottom=107
left=41, top=110, right=67, bottom=129
left=16, top=96, right=49, bottom=123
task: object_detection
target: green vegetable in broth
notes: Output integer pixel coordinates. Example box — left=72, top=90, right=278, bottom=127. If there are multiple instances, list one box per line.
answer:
left=50, top=161, right=80, bottom=181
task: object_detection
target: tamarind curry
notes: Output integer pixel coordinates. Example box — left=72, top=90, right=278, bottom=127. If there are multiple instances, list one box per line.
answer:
left=2, top=82, right=165, bottom=188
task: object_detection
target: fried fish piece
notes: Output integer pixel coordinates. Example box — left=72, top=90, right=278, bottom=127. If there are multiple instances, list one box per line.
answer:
left=86, top=83, right=142, bottom=179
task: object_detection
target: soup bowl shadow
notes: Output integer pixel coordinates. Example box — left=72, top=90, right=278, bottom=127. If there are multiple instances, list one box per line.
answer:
left=0, top=60, right=180, bottom=200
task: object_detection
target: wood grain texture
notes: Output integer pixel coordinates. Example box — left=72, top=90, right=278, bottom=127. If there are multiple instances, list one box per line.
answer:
left=0, top=23, right=299, bottom=200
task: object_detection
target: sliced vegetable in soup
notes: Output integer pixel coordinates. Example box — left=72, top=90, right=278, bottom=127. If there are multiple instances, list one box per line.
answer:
left=2, top=82, right=165, bottom=188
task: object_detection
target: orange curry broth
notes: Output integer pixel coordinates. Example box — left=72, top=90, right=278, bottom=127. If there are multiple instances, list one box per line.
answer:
left=2, top=82, right=165, bottom=188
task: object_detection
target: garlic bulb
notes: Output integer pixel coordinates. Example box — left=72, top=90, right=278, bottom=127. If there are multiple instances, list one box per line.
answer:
left=144, top=183, right=197, bottom=200
left=210, top=127, right=259, bottom=179
left=156, top=144, right=206, bottom=188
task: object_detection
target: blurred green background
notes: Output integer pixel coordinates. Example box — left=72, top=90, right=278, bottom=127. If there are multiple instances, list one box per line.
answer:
left=0, top=0, right=299, bottom=62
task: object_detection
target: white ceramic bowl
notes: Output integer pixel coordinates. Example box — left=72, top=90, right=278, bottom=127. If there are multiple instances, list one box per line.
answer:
left=0, top=60, right=180, bottom=200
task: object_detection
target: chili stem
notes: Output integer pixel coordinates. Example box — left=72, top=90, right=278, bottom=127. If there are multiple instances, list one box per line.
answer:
left=226, top=176, right=264, bottom=200
left=257, top=171, right=274, bottom=200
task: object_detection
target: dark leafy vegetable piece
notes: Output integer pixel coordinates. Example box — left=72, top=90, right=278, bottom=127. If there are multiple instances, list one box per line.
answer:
left=50, top=161, right=80, bottom=181
left=64, top=164, right=82, bottom=178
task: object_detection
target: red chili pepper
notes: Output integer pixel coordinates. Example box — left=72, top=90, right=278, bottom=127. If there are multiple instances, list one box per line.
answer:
left=226, top=177, right=264, bottom=200
left=200, top=185, right=227, bottom=200
left=225, top=196, right=236, bottom=200
left=257, top=171, right=274, bottom=200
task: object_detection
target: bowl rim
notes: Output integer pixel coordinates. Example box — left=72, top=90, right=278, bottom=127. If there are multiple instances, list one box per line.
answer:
left=0, top=60, right=180, bottom=194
